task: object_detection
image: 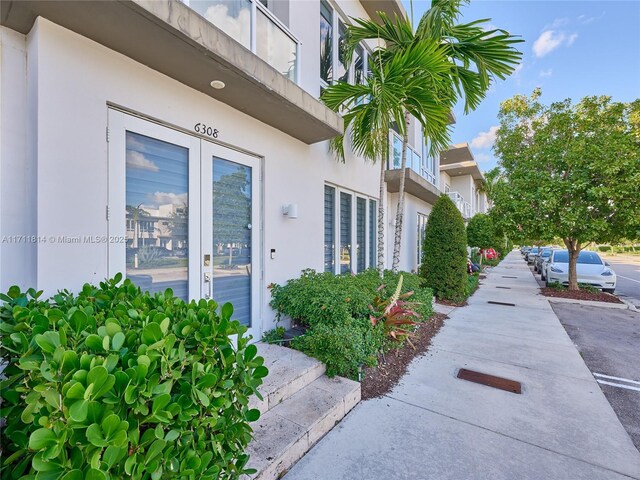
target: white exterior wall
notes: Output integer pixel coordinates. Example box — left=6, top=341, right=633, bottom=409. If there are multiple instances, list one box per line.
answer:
left=7, top=18, right=380, bottom=331
left=440, top=171, right=451, bottom=192
left=386, top=193, right=433, bottom=273
left=0, top=27, right=36, bottom=292
left=450, top=175, right=473, bottom=203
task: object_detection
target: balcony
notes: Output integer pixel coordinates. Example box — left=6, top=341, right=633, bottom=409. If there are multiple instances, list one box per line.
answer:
left=447, top=192, right=472, bottom=219
left=2, top=0, right=342, bottom=144
left=183, top=0, right=300, bottom=83
left=389, top=132, right=438, bottom=186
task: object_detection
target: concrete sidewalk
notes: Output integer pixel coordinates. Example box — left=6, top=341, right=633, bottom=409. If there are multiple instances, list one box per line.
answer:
left=284, top=252, right=640, bottom=480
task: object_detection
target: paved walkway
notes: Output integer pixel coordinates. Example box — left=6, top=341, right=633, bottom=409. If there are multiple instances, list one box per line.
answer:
left=284, top=252, right=640, bottom=480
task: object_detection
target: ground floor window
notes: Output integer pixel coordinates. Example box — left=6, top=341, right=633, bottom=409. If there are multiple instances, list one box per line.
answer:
left=324, top=184, right=377, bottom=274
left=417, top=212, right=429, bottom=266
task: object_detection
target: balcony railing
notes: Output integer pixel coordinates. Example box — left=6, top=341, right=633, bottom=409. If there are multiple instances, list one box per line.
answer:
left=388, top=131, right=437, bottom=186
left=447, top=192, right=472, bottom=219
left=182, top=0, right=300, bottom=83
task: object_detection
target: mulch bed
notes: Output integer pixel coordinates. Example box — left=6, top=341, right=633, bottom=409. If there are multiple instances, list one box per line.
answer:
left=361, top=313, right=447, bottom=400
left=436, top=298, right=468, bottom=307
left=540, top=288, right=623, bottom=304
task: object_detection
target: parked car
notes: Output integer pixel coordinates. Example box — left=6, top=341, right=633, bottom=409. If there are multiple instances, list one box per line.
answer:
left=545, top=250, right=616, bottom=293
left=521, top=246, right=531, bottom=256
left=526, top=246, right=540, bottom=264
left=483, top=248, right=498, bottom=260
left=534, top=248, right=553, bottom=274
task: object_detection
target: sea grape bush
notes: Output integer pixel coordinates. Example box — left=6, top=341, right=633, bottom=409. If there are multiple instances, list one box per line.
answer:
left=0, top=274, right=267, bottom=480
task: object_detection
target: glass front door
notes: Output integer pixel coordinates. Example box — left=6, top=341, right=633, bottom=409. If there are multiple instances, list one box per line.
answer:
left=109, top=111, right=261, bottom=339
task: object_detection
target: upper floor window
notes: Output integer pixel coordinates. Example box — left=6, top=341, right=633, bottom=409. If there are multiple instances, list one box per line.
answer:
left=320, top=0, right=333, bottom=84
left=337, top=21, right=349, bottom=83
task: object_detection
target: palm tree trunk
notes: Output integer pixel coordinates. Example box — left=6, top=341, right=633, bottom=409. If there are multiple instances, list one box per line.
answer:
left=392, top=110, right=411, bottom=273
left=377, top=135, right=388, bottom=277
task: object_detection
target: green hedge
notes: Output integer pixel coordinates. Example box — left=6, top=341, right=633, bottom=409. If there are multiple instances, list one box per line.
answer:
left=0, top=276, right=266, bottom=480
left=420, top=195, right=468, bottom=302
left=270, top=269, right=433, bottom=379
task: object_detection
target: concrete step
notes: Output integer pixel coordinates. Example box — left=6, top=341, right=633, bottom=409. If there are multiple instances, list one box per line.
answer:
left=249, top=343, right=326, bottom=415
left=245, top=374, right=361, bottom=480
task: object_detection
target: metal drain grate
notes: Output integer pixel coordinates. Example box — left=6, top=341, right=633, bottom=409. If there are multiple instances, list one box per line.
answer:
left=457, top=368, right=522, bottom=394
left=502, top=275, right=518, bottom=279
left=495, top=286, right=511, bottom=289
left=487, top=301, right=516, bottom=306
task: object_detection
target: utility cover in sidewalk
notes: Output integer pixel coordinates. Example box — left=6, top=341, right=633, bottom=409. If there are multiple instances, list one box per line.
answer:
left=457, top=368, right=522, bottom=394
left=487, top=301, right=516, bottom=306
left=495, top=286, right=511, bottom=289
left=502, top=275, right=518, bottom=278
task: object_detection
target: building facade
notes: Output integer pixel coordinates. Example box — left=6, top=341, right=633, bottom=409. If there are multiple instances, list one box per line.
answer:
left=0, top=0, right=485, bottom=339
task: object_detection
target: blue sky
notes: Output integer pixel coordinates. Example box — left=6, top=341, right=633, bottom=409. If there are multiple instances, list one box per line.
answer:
left=402, top=0, right=640, bottom=171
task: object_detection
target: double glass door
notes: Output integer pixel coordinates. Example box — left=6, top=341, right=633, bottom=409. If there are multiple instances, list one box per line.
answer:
left=108, top=111, right=261, bottom=338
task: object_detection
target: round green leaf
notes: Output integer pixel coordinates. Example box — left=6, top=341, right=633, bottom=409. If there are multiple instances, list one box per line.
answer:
left=28, top=428, right=57, bottom=450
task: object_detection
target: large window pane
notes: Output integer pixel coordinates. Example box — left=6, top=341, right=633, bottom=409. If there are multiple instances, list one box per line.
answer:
left=340, top=192, right=352, bottom=274
left=320, top=0, right=333, bottom=84
left=337, top=21, right=349, bottom=83
left=126, top=132, right=189, bottom=300
left=190, top=0, right=251, bottom=49
left=354, top=45, right=365, bottom=84
left=417, top=213, right=428, bottom=266
left=324, top=185, right=335, bottom=272
left=392, top=134, right=403, bottom=169
left=257, top=9, right=297, bottom=81
left=356, top=197, right=366, bottom=272
left=212, top=158, right=252, bottom=326
left=369, top=199, right=376, bottom=268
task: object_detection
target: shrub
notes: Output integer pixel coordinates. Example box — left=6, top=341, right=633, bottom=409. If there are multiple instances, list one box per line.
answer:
left=466, top=273, right=480, bottom=297
left=292, top=319, right=383, bottom=379
left=0, top=276, right=267, bottom=480
left=270, top=270, right=433, bottom=379
left=420, top=195, right=468, bottom=302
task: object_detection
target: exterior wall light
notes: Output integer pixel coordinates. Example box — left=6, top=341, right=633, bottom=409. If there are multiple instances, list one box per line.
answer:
left=282, top=204, right=298, bottom=219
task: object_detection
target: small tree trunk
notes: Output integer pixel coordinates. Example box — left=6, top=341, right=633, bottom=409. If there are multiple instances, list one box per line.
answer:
left=392, top=110, right=411, bottom=273
left=564, top=238, right=580, bottom=291
left=377, top=136, right=388, bottom=277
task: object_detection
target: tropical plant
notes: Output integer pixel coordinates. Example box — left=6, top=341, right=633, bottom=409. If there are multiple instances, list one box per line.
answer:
left=321, top=41, right=453, bottom=275
left=0, top=276, right=267, bottom=479
left=342, top=1, right=523, bottom=272
left=369, top=275, right=421, bottom=343
left=420, top=195, right=468, bottom=301
left=492, top=90, right=640, bottom=289
left=466, top=213, right=496, bottom=263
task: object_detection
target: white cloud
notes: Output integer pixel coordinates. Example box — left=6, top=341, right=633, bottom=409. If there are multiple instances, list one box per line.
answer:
left=471, top=126, right=499, bottom=149
left=126, top=151, right=159, bottom=172
left=475, top=152, right=493, bottom=163
left=533, top=30, right=579, bottom=57
left=149, top=191, right=188, bottom=208
left=578, top=12, right=605, bottom=24
left=544, top=18, right=569, bottom=30
left=539, top=68, right=553, bottom=78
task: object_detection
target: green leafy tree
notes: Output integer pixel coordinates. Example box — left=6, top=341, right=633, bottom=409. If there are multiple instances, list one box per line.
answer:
left=493, top=90, right=640, bottom=290
left=343, top=1, right=523, bottom=272
left=466, top=213, right=495, bottom=263
left=420, top=195, right=467, bottom=301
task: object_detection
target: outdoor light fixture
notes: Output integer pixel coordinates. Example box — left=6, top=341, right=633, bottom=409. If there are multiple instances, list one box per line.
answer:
left=282, top=204, right=298, bottom=219
left=210, top=80, right=226, bottom=89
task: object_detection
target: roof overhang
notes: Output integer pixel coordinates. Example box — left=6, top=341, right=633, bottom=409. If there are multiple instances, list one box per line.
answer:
left=440, top=143, right=474, bottom=166
left=385, top=168, right=440, bottom=205
left=360, top=0, right=407, bottom=23
left=440, top=161, right=485, bottom=181
left=1, top=0, right=343, bottom=144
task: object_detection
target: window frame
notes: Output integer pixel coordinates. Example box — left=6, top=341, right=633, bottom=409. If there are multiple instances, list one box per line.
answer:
left=324, top=183, right=377, bottom=274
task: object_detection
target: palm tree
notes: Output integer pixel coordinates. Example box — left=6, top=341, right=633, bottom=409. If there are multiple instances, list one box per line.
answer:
left=344, top=1, right=523, bottom=272
left=321, top=41, right=453, bottom=275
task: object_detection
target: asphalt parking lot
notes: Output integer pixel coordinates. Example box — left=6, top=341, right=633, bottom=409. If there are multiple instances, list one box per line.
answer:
left=550, top=302, right=640, bottom=451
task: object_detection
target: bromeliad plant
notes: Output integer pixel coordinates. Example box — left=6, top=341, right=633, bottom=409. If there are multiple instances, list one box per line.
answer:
left=0, top=275, right=267, bottom=480
left=369, top=275, right=421, bottom=344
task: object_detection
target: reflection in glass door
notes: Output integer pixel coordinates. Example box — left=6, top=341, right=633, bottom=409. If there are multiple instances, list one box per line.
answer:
left=211, top=158, right=253, bottom=326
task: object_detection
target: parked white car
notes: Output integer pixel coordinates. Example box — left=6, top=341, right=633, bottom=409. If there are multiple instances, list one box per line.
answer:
left=545, top=250, right=616, bottom=293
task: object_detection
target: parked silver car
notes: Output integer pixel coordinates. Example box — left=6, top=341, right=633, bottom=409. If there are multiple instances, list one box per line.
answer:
left=526, top=246, right=540, bottom=264
left=545, top=250, right=617, bottom=293
left=534, top=248, right=553, bottom=274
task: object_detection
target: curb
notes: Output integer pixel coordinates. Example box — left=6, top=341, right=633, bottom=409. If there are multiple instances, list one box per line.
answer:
left=546, top=296, right=635, bottom=311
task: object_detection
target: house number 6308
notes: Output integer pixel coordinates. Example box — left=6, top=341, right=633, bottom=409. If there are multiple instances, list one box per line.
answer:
left=194, top=123, right=219, bottom=138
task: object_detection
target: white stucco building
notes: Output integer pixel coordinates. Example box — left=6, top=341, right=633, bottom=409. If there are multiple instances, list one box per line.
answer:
left=0, top=0, right=486, bottom=339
